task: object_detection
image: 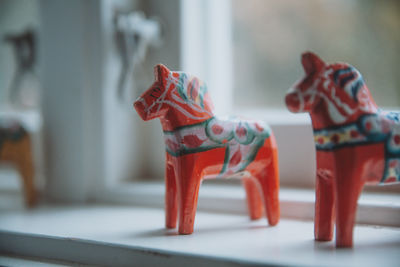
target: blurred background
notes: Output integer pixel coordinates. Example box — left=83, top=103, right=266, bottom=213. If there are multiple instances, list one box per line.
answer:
left=233, top=0, right=400, bottom=108
left=0, top=0, right=399, bottom=207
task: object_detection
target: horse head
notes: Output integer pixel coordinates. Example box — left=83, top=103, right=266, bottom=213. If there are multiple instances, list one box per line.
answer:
left=286, top=52, right=378, bottom=125
left=134, top=64, right=170, bottom=121
left=134, top=64, right=214, bottom=125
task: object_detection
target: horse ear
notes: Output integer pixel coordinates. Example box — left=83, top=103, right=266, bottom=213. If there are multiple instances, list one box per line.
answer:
left=301, top=52, right=325, bottom=75
left=154, top=64, right=170, bottom=83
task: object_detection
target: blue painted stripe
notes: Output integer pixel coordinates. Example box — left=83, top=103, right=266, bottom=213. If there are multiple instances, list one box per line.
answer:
left=333, top=67, right=352, bottom=84
left=340, top=73, right=355, bottom=87
left=351, top=78, right=364, bottom=101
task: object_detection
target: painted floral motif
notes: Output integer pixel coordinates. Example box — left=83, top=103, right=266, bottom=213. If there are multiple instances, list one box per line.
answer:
left=164, top=116, right=271, bottom=176
left=313, top=123, right=367, bottom=150
left=156, top=68, right=272, bottom=176
left=314, top=112, right=400, bottom=184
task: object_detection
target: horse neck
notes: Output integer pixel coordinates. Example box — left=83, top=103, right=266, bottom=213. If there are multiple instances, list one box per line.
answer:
left=309, top=90, right=378, bottom=130
left=309, top=102, right=340, bottom=129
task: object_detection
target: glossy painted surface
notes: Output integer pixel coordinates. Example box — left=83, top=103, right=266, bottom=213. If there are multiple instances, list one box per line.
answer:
left=134, top=64, right=280, bottom=234
left=0, top=119, right=36, bottom=207
left=285, top=52, right=400, bottom=247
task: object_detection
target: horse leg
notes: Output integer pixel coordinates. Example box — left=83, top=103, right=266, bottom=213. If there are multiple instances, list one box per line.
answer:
left=314, top=153, right=335, bottom=241
left=165, top=158, right=178, bottom=228
left=1, top=137, right=37, bottom=207
left=242, top=177, right=263, bottom=220
left=256, top=143, right=280, bottom=226
left=19, top=137, right=37, bottom=207
left=334, top=152, right=365, bottom=248
left=175, top=155, right=202, bottom=234
left=314, top=169, right=335, bottom=241
left=5, top=137, right=36, bottom=207
left=18, top=157, right=37, bottom=207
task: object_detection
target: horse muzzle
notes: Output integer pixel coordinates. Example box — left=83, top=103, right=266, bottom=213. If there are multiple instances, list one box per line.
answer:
left=134, top=99, right=148, bottom=120
left=285, top=90, right=301, bottom=113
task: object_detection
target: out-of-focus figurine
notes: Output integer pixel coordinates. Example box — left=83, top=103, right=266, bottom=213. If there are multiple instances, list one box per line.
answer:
left=134, top=64, right=280, bottom=234
left=0, top=119, right=37, bottom=207
left=114, top=11, right=162, bottom=102
left=4, top=29, right=40, bottom=109
left=285, top=52, right=400, bottom=247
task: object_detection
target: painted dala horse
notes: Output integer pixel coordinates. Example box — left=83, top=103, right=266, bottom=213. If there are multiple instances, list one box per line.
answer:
left=134, top=64, right=280, bottom=234
left=285, top=52, right=400, bottom=247
left=0, top=118, right=37, bottom=207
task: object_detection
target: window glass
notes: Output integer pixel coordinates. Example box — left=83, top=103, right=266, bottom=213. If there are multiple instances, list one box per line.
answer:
left=0, top=0, right=40, bottom=109
left=232, top=0, right=400, bottom=108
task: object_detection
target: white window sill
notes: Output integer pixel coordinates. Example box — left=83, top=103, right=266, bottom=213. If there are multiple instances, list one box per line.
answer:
left=0, top=204, right=399, bottom=267
left=1, top=179, right=399, bottom=266
left=97, top=182, right=400, bottom=227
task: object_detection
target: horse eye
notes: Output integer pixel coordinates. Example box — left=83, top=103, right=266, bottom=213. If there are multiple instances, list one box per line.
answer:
left=150, top=87, right=162, bottom=98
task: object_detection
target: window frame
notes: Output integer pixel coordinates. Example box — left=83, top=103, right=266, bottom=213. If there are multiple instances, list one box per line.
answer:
left=37, top=0, right=399, bottom=227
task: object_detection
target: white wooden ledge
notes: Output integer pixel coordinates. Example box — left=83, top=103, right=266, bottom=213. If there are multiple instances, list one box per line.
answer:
left=0, top=205, right=399, bottom=267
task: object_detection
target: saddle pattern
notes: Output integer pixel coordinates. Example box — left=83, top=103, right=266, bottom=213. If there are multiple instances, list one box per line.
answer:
left=314, top=111, right=400, bottom=183
left=164, top=117, right=271, bottom=176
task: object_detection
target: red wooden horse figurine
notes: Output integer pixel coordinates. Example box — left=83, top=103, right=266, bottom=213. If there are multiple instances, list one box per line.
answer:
left=285, top=52, right=400, bottom=247
left=134, top=64, right=280, bottom=234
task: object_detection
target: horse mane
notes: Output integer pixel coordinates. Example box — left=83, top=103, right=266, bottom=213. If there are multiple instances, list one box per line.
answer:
left=174, top=72, right=214, bottom=113
left=327, top=63, right=379, bottom=110
left=315, top=63, right=378, bottom=124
